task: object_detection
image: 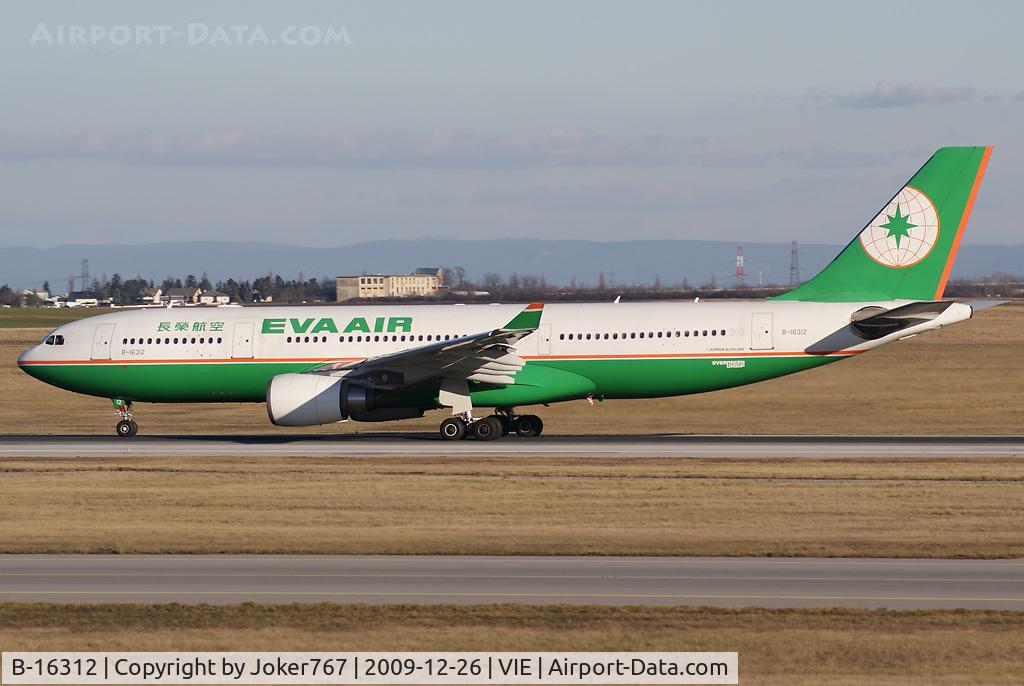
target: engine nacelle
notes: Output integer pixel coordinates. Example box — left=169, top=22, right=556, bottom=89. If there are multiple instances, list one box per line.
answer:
left=266, top=373, right=374, bottom=426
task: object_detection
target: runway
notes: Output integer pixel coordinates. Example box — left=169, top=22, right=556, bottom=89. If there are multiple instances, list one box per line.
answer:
left=0, top=434, right=1022, bottom=458
left=1, top=555, right=1022, bottom=609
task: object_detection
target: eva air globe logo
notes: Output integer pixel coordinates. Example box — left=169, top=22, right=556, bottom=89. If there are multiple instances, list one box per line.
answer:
left=859, top=186, right=940, bottom=268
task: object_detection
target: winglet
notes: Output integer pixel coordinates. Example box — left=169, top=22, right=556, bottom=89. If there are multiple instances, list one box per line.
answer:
left=503, top=302, right=544, bottom=331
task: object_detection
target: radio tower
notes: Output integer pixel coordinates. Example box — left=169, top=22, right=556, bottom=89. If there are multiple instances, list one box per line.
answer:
left=79, top=258, right=90, bottom=292
left=735, top=246, right=745, bottom=287
left=789, top=241, right=800, bottom=287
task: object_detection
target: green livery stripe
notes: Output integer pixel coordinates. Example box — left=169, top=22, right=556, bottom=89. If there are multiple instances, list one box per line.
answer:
left=775, top=146, right=991, bottom=302
left=18, top=352, right=853, bottom=405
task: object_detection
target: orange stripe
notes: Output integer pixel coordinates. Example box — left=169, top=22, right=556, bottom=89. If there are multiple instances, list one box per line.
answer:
left=18, top=357, right=363, bottom=366
left=20, top=350, right=863, bottom=367
left=935, top=146, right=992, bottom=299
left=524, top=350, right=863, bottom=360
left=526, top=302, right=544, bottom=310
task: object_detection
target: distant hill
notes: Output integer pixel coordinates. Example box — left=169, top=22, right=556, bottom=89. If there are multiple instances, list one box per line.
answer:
left=1, top=238, right=1022, bottom=291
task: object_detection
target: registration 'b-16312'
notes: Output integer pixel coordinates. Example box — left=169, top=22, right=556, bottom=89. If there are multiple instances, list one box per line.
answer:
left=19, top=147, right=994, bottom=440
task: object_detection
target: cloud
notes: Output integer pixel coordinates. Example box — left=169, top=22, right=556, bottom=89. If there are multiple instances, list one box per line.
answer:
left=825, top=82, right=977, bottom=108
left=690, top=145, right=924, bottom=170
left=0, top=129, right=705, bottom=169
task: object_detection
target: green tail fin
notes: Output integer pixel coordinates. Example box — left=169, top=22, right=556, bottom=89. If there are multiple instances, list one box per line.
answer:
left=775, top=146, right=992, bottom=302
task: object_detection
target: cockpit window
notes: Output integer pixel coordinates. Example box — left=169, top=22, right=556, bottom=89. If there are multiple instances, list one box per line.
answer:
left=54, top=335, right=64, bottom=345
left=44, top=335, right=55, bottom=345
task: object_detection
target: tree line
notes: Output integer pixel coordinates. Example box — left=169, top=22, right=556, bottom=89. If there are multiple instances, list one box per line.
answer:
left=2, top=270, right=1023, bottom=307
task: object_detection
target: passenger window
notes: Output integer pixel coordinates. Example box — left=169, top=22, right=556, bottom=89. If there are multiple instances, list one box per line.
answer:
left=702, top=330, right=708, bottom=336
left=639, top=332, right=644, bottom=338
left=711, top=330, right=717, bottom=336
left=122, top=338, right=128, bottom=345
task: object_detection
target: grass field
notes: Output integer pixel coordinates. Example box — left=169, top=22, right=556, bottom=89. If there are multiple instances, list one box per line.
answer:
left=2, top=455, right=1022, bottom=556
left=3, top=303, right=1022, bottom=436
left=3, top=603, right=1023, bottom=685
left=0, top=307, right=102, bottom=329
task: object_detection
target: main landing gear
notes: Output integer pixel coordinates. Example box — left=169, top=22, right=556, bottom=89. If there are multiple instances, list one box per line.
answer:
left=438, top=409, right=543, bottom=441
left=113, top=399, right=138, bottom=438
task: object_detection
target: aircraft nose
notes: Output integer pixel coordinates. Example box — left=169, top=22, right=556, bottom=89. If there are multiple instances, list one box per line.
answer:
left=17, top=344, right=38, bottom=369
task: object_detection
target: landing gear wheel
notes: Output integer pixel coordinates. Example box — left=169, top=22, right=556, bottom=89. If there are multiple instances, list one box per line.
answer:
left=493, top=415, right=511, bottom=436
left=439, top=417, right=466, bottom=441
left=473, top=416, right=502, bottom=441
left=514, top=414, right=543, bottom=437
left=116, top=420, right=138, bottom=438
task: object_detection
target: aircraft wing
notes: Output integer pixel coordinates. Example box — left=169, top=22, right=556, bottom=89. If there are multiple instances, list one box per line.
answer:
left=312, top=303, right=544, bottom=388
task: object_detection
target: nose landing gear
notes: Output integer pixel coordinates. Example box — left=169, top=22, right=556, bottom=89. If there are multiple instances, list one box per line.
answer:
left=113, top=399, right=138, bottom=437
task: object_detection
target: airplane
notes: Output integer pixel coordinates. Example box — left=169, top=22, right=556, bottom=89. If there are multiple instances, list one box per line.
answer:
left=18, top=146, right=992, bottom=440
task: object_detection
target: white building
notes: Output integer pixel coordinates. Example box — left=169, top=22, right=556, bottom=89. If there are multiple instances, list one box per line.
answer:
left=335, top=268, right=443, bottom=301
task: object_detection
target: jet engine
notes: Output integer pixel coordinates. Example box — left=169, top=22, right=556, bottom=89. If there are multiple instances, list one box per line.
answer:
left=265, top=373, right=374, bottom=426
left=266, top=373, right=424, bottom=426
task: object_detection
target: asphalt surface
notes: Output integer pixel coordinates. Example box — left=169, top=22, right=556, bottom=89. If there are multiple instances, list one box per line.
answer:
left=1, top=555, right=1022, bottom=609
left=0, top=434, right=1022, bottom=457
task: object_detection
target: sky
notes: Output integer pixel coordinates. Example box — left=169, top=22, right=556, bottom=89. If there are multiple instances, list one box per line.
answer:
left=0, top=1, right=1022, bottom=248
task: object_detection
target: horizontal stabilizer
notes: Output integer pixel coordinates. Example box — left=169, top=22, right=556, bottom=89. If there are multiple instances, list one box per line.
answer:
left=850, top=300, right=955, bottom=339
left=963, top=300, right=1006, bottom=311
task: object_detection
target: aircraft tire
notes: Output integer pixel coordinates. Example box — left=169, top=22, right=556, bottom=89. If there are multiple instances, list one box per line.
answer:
left=116, top=420, right=137, bottom=438
left=439, top=417, right=466, bottom=441
left=514, top=415, right=543, bottom=437
left=473, top=416, right=502, bottom=441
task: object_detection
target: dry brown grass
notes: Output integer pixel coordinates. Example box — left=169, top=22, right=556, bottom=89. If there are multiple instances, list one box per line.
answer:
left=2, top=456, right=1023, bottom=556
left=2, top=603, right=1023, bottom=685
left=3, top=303, right=1022, bottom=436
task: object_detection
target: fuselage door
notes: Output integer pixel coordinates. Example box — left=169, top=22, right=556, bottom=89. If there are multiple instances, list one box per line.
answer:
left=538, top=324, right=552, bottom=355
left=750, top=313, right=774, bottom=350
left=90, top=323, right=116, bottom=360
left=231, top=321, right=255, bottom=359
